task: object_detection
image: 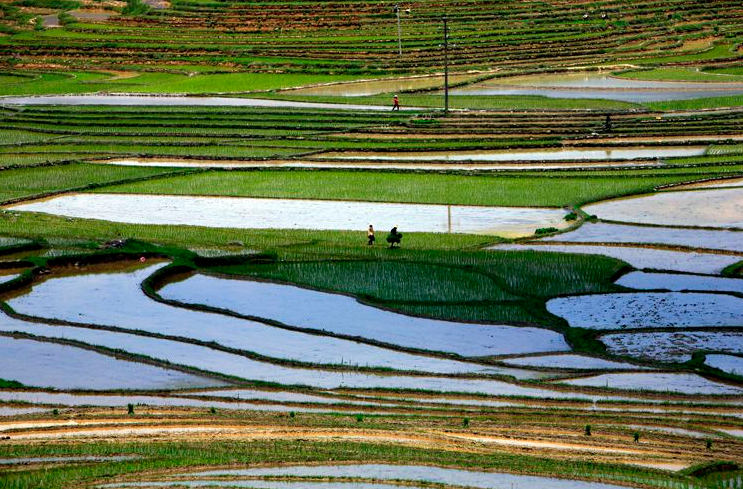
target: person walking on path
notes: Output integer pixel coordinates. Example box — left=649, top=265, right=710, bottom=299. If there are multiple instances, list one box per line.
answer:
left=392, top=94, right=400, bottom=111
left=367, top=224, right=375, bottom=246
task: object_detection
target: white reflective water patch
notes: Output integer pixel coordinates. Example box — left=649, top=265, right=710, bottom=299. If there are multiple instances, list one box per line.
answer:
left=186, top=464, right=631, bottom=489
left=502, top=354, right=647, bottom=370
left=6, top=265, right=542, bottom=375
left=559, top=373, right=743, bottom=395
left=583, top=188, right=743, bottom=228
left=705, top=354, right=743, bottom=376
left=541, top=222, right=743, bottom=253
left=161, top=273, right=569, bottom=358
left=617, top=272, right=743, bottom=294
left=8, top=193, right=569, bottom=238
left=321, top=147, right=706, bottom=162
left=0, top=335, right=217, bottom=390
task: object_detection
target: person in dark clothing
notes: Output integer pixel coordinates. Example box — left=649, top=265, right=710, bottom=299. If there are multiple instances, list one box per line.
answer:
left=392, top=95, right=400, bottom=111
left=386, top=226, right=403, bottom=248
left=367, top=224, right=375, bottom=246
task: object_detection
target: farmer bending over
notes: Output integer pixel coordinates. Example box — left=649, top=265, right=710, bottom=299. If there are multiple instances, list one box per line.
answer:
left=387, top=226, right=403, bottom=248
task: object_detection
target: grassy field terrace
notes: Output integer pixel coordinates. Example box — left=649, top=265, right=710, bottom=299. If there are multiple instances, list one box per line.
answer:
left=1, top=0, right=743, bottom=76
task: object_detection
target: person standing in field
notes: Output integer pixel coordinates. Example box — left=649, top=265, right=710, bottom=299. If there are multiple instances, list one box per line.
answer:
left=367, top=224, right=375, bottom=246
left=392, top=94, right=400, bottom=111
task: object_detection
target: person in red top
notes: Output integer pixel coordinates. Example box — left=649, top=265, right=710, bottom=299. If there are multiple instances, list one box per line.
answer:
left=392, top=95, right=400, bottom=111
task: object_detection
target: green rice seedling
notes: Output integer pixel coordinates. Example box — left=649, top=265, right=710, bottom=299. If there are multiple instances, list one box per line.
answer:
left=0, top=164, right=186, bottom=204
left=96, top=168, right=741, bottom=208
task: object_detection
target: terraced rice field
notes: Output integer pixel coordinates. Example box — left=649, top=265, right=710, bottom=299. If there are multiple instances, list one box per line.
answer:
left=3, top=1, right=743, bottom=487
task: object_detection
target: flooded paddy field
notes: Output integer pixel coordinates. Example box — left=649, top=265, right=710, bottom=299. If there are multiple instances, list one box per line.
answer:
left=500, top=354, right=647, bottom=371
left=286, top=74, right=481, bottom=96
left=705, top=355, right=743, bottom=376
left=0, top=334, right=218, bottom=390
left=2, top=251, right=742, bottom=489
left=7, top=3, right=743, bottom=487
left=0, top=95, right=418, bottom=111
left=320, top=146, right=706, bottom=162
left=558, top=373, right=743, bottom=395
left=583, top=187, right=743, bottom=228
left=0, top=304, right=586, bottom=398
left=0, top=390, right=372, bottom=413
left=451, top=72, right=743, bottom=103
left=95, top=158, right=668, bottom=171
left=160, top=272, right=569, bottom=357
left=3, top=104, right=743, bottom=489
left=7, top=193, right=571, bottom=237
left=162, top=464, right=634, bottom=489
left=7, top=264, right=539, bottom=374
left=547, top=292, right=743, bottom=330
left=540, top=222, right=743, bottom=253
left=616, top=272, right=743, bottom=294
left=601, top=331, right=743, bottom=363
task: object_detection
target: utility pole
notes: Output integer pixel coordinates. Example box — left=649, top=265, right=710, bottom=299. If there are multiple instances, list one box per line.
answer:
left=443, top=15, right=449, bottom=113
left=394, top=4, right=402, bottom=56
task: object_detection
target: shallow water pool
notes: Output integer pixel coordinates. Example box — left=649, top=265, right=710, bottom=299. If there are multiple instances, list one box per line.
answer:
left=8, top=193, right=570, bottom=237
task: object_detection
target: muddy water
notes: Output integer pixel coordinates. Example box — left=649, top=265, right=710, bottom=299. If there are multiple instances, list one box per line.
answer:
left=0, top=95, right=417, bottom=111
left=70, top=10, right=117, bottom=21
left=160, top=273, right=569, bottom=357
left=288, top=74, right=479, bottom=96
left=602, top=331, right=743, bottom=363
left=187, top=464, right=631, bottom=489
left=6, top=264, right=545, bottom=376
left=96, top=158, right=665, bottom=171
left=8, top=193, right=570, bottom=237
left=452, top=72, right=743, bottom=102
left=321, top=146, right=706, bottom=162
left=583, top=187, right=743, bottom=228
left=0, top=334, right=217, bottom=390
left=664, top=176, right=743, bottom=190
